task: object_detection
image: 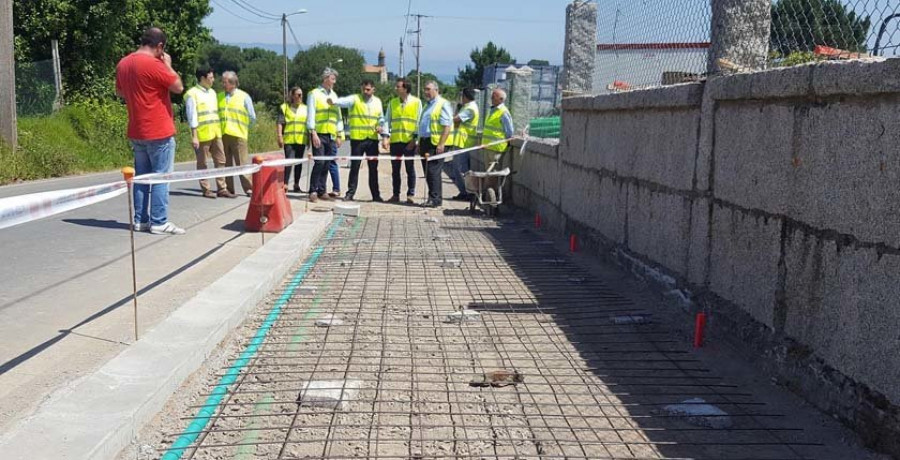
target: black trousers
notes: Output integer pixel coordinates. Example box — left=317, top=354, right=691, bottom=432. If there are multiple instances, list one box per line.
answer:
left=419, top=138, right=442, bottom=205
left=283, top=143, right=305, bottom=186
left=390, top=142, right=417, bottom=197
left=348, top=139, right=380, bottom=199
left=310, top=134, right=334, bottom=196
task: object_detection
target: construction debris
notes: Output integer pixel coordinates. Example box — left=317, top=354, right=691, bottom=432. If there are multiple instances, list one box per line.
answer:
left=470, top=370, right=524, bottom=387
left=445, top=309, right=481, bottom=324
left=439, top=258, right=462, bottom=268
left=315, top=315, right=343, bottom=327
left=333, top=203, right=360, bottom=217
left=297, top=380, right=361, bottom=411
left=664, top=398, right=733, bottom=429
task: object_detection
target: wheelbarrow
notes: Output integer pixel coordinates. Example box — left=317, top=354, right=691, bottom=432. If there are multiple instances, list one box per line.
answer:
left=464, top=150, right=510, bottom=217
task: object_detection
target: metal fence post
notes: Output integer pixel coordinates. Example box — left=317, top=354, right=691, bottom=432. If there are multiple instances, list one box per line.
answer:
left=0, top=0, right=17, bottom=148
left=708, top=0, right=771, bottom=74
left=562, top=0, right=597, bottom=96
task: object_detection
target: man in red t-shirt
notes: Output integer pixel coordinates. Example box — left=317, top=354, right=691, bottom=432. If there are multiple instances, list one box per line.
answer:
left=116, top=27, right=186, bottom=235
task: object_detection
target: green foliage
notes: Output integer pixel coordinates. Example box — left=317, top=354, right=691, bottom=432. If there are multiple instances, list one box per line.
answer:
left=199, top=41, right=245, bottom=76
left=770, top=51, right=821, bottom=67
left=406, top=70, right=458, bottom=101
left=527, top=59, right=550, bottom=66
left=455, top=42, right=515, bottom=89
left=771, top=0, right=871, bottom=55
left=290, top=43, right=366, bottom=97
left=13, top=0, right=211, bottom=99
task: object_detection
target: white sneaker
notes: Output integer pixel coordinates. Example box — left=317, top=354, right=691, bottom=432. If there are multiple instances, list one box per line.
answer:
left=133, top=222, right=150, bottom=232
left=150, top=222, right=186, bottom=235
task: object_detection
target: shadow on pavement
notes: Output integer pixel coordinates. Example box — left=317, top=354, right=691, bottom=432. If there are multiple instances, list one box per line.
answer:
left=63, top=218, right=130, bottom=230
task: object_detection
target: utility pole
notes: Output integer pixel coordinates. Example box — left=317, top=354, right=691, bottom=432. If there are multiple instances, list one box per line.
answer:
left=409, top=14, right=428, bottom=99
left=399, top=37, right=404, bottom=77
left=282, top=13, right=288, bottom=103
left=280, top=10, right=308, bottom=104
left=0, top=0, right=16, bottom=148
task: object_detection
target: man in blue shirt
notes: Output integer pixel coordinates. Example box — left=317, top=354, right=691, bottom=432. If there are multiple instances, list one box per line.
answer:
left=417, top=81, right=454, bottom=207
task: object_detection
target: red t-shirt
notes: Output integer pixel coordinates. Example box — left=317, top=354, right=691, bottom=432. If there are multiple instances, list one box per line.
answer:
left=115, top=52, right=178, bottom=140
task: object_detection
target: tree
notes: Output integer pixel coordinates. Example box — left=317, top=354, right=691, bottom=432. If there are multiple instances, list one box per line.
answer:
left=289, top=43, right=366, bottom=97
left=198, top=41, right=245, bottom=77
left=770, top=0, right=871, bottom=56
left=236, top=49, right=282, bottom=109
left=13, top=0, right=211, bottom=99
left=407, top=70, right=457, bottom=101
left=527, top=59, right=550, bottom=66
left=455, top=42, right=514, bottom=89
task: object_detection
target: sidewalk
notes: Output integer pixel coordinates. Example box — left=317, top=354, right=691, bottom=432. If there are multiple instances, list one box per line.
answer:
left=121, top=165, right=883, bottom=460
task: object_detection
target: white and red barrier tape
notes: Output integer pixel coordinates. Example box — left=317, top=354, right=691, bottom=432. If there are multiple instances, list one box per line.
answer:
left=0, top=138, right=518, bottom=231
left=0, top=181, right=128, bottom=230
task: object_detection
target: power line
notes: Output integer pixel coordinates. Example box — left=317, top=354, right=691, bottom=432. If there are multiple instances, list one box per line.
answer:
left=228, top=0, right=279, bottom=20
left=210, top=0, right=276, bottom=25
left=428, top=14, right=556, bottom=24
left=286, top=20, right=303, bottom=51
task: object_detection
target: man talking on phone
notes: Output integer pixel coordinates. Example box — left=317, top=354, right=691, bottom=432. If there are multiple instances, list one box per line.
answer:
left=116, top=27, right=186, bottom=235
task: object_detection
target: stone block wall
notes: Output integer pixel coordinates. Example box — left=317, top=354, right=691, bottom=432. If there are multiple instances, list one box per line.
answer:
left=508, top=58, right=900, bottom=456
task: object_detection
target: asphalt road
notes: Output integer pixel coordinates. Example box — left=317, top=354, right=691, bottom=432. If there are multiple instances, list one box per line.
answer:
left=0, top=158, right=323, bottom=432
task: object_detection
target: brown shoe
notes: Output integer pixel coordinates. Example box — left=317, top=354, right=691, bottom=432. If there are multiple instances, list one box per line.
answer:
left=217, top=190, right=237, bottom=199
left=309, top=193, right=319, bottom=203
left=319, top=193, right=334, bottom=201
left=328, top=191, right=340, bottom=198
left=406, top=197, right=416, bottom=204
left=387, top=195, right=400, bottom=203
left=202, top=190, right=216, bottom=199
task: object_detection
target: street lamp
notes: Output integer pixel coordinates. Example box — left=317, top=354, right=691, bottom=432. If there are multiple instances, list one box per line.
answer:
left=282, top=9, right=308, bottom=103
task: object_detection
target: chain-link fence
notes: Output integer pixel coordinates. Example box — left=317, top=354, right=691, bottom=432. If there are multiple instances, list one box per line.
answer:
left=15, top=59, right=58, bottom=117
left=590, top=0, right=900, bottom=95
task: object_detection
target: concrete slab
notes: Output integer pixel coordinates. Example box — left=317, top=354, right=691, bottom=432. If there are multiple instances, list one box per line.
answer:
left=0, top=211, right=333, bottom=460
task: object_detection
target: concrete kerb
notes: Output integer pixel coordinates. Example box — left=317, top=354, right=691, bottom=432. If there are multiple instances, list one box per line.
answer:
left=0, top=211, right=333, bottom=460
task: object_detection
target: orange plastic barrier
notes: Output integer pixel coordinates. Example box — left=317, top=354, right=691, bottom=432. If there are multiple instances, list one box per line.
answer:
left=245, top=154, right=293, bottom=233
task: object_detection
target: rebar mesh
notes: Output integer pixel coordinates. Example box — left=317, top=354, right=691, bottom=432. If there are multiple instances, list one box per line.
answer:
left=590, top=0, right=900, bottom=94
left=158, top=215, right=824, bottom=460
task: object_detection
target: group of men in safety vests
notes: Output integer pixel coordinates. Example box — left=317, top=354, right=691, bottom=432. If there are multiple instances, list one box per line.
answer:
left=185, top=66, right=515, bottom=208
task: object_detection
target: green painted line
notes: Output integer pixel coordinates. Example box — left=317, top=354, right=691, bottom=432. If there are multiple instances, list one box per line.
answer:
left=233, top=394, right=274, bottom=460
left=161, top=216, right=345, bottom=460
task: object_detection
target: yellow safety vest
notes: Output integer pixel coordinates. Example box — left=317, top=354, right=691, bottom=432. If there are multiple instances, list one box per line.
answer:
left=185, top=86, right=221, bottom=142
left=348, top=95, right=383, bottom=141
left=426, top=97, right=449, bottom=146
left=310, top=87, right=340, bottom=136
left=452, top=101, right=480, bottom=149
left=388, top=95, right=421, bottom=144
left=218, top=89, right=251, bottom=140
left=280, top=103, right=308, bottom=145
left=482, top=104, right=511, bottom=152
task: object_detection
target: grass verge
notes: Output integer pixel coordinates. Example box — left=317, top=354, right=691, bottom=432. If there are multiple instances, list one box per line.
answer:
left=1, top=101, right=280, bottom=186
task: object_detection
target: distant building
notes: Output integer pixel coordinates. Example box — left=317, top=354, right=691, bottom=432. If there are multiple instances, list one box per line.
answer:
left=363, top=48, right=388, bottom=84
left=482, top=63, right=561, bottom=117
left=594, top=42, right=709, bottom=93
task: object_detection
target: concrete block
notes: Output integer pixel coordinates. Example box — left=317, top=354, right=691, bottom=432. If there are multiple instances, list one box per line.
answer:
left=515, top=143, right=561, bottom=208
left=812, top=58, right=900, bottom=98
left=664, top=398, right=733, bottom=429
left=708, top=205, right=782, bottom=328
left=560, top=110, right=588, bottom=166
left=686, top=197, right=711, bottom=286
left=559, top=162, right=601, bottom=232
left=713, top=101, right=795, bottom=212
left=694, top=90, right=715, bottom=192
left=625, top=184, right=693, bottom=275
left=298, top=380, right=361, bottom=411
left=706, top=64, right=813, bottom=101
left=783, top=234, right=900, bottom=405
left=790, top=98, right=900, bottom=247
left=596, top=176, right=628, bottom=244
left=582, top=109, right=699, bottom=191
left=333, top=203, right=360, bottom=217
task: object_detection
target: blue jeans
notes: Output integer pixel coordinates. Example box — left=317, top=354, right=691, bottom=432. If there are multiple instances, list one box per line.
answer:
left=131, top=137, right=175, bottom=226
left=442, top=149, right=470, bottom=195
left=328, top=159, right=340, bottom=193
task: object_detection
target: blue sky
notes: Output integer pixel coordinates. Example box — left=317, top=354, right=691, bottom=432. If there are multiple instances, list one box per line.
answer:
left=204, top=0, right=570, bottom=81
